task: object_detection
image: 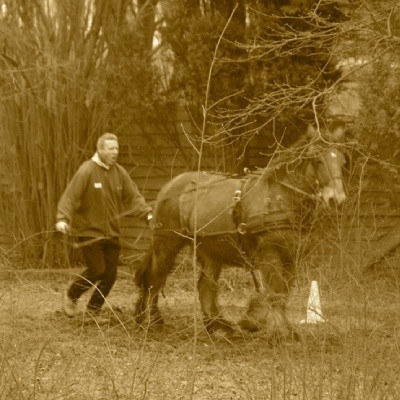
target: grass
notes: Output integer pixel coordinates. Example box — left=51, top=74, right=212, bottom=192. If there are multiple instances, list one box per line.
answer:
left=0, top=252, right=399, bottom=400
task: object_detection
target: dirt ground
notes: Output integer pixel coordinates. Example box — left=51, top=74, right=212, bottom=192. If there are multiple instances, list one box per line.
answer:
left=0, top=262, right=399, bottom=400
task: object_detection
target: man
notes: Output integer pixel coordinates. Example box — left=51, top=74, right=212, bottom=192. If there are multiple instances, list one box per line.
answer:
left=56, top=133, right=153, bottom=317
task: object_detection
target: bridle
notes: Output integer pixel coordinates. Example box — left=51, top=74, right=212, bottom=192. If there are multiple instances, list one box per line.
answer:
left=276, top=148, right=345, bottom=202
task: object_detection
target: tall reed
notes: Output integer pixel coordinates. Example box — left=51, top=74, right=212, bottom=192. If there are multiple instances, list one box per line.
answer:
left=0, top=1, right=109, bottom=266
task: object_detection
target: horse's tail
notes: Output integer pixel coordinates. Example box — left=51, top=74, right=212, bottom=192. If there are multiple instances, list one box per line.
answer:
left=135, top=248, right=153, bottom=290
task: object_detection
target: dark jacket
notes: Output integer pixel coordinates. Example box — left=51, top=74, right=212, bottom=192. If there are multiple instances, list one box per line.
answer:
left=56, top=159, right=152, bottom=237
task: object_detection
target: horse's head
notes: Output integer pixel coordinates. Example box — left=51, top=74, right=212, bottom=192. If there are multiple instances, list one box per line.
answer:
left=306, top=146, right=347, bottom=206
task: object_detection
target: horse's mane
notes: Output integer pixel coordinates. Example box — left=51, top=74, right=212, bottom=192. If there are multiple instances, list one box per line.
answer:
left=200, top=136, right=330, bottom=181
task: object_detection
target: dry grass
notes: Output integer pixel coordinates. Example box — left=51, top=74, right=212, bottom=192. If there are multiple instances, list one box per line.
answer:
left=0, top=252, right=399, bottom=400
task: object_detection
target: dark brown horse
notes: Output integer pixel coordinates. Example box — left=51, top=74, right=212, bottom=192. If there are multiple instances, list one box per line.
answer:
left=134, top=137, right=347, bottom=339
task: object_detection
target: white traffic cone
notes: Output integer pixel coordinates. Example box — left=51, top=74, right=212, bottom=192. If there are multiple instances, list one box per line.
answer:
left=300, top=280, right=325, bottom=324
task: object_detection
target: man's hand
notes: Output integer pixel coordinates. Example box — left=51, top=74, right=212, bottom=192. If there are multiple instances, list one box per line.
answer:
left=55, top=220, right=69, bottom=234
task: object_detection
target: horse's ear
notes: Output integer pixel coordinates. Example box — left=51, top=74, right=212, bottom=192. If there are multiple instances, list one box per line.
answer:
left=306, top=124, right=317, bottom=138
left=306, top=121, right=346, bottom=142
left=329, top=120, right=346, bottom=141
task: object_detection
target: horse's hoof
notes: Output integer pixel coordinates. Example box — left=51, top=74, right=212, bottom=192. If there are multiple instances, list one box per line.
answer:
left=213, top=328, right=231, bottom=339
left=134, top=316, right=164, bottom=331
left=205, top=319, right=234, bottom=335
left=238, top=318, right=262, bottom=332
left=134, top=313, right=146, bottom=326
left=288, top=330, right=300, bottom=342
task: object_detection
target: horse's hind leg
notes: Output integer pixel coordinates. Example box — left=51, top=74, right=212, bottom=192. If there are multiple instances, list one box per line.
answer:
left=197, top=254, right=233, bottom=335
left=134, top=250, right=162, bottom=326
left=135, top=236, right=184, bottom=326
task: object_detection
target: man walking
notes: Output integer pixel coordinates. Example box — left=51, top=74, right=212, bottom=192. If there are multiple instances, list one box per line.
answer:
left=56, top=133, right=153, bottom=317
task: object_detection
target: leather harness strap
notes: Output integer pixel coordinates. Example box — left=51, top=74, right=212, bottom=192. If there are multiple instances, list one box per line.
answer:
left=153, top=176, right=315, bottom=238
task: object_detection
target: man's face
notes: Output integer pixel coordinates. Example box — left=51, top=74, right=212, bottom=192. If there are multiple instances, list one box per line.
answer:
left=98, top=139, right=119, bottom=166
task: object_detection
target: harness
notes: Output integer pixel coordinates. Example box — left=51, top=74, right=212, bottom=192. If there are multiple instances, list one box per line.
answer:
left=231, top=180, right=296, bottom=236
left=153, top=177, right=312, bottom=238
left=152, top=144, right=343, bottom=239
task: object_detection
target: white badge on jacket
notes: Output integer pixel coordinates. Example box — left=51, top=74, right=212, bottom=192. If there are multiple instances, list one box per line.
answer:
left=94, top=182, right=102, bottom=189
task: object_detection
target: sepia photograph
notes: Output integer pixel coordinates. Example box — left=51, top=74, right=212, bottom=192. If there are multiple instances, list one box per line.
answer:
left=0, top=1, right=399, bottom=399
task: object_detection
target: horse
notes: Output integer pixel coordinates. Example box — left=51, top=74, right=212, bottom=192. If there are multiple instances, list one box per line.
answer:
left=134, top=136, right=347, bottom=340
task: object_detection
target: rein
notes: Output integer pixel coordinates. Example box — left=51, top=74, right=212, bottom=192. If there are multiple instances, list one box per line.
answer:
left=277, top=180, right=319, bottom=200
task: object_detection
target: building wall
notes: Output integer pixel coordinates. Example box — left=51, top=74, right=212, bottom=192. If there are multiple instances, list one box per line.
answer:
left=1, top=108, right=400, bottom=267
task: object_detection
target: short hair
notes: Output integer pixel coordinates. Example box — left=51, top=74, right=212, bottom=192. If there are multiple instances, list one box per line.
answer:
left=97, top=133, right=118, bottom=150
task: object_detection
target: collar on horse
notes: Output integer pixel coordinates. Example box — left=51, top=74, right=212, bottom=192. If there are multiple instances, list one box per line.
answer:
left=233, top=177, right=321, bottom=235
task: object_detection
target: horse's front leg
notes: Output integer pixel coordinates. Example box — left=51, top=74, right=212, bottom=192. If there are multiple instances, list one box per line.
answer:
left=239, top=239, right=297, bottom=341
left=197, top=254, right=233, bottom=336
left=135, top=288, right=163, bottom=327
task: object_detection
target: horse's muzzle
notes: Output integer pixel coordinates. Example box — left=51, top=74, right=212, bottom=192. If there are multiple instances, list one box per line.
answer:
left=321, top=186, right=346, bottom=206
